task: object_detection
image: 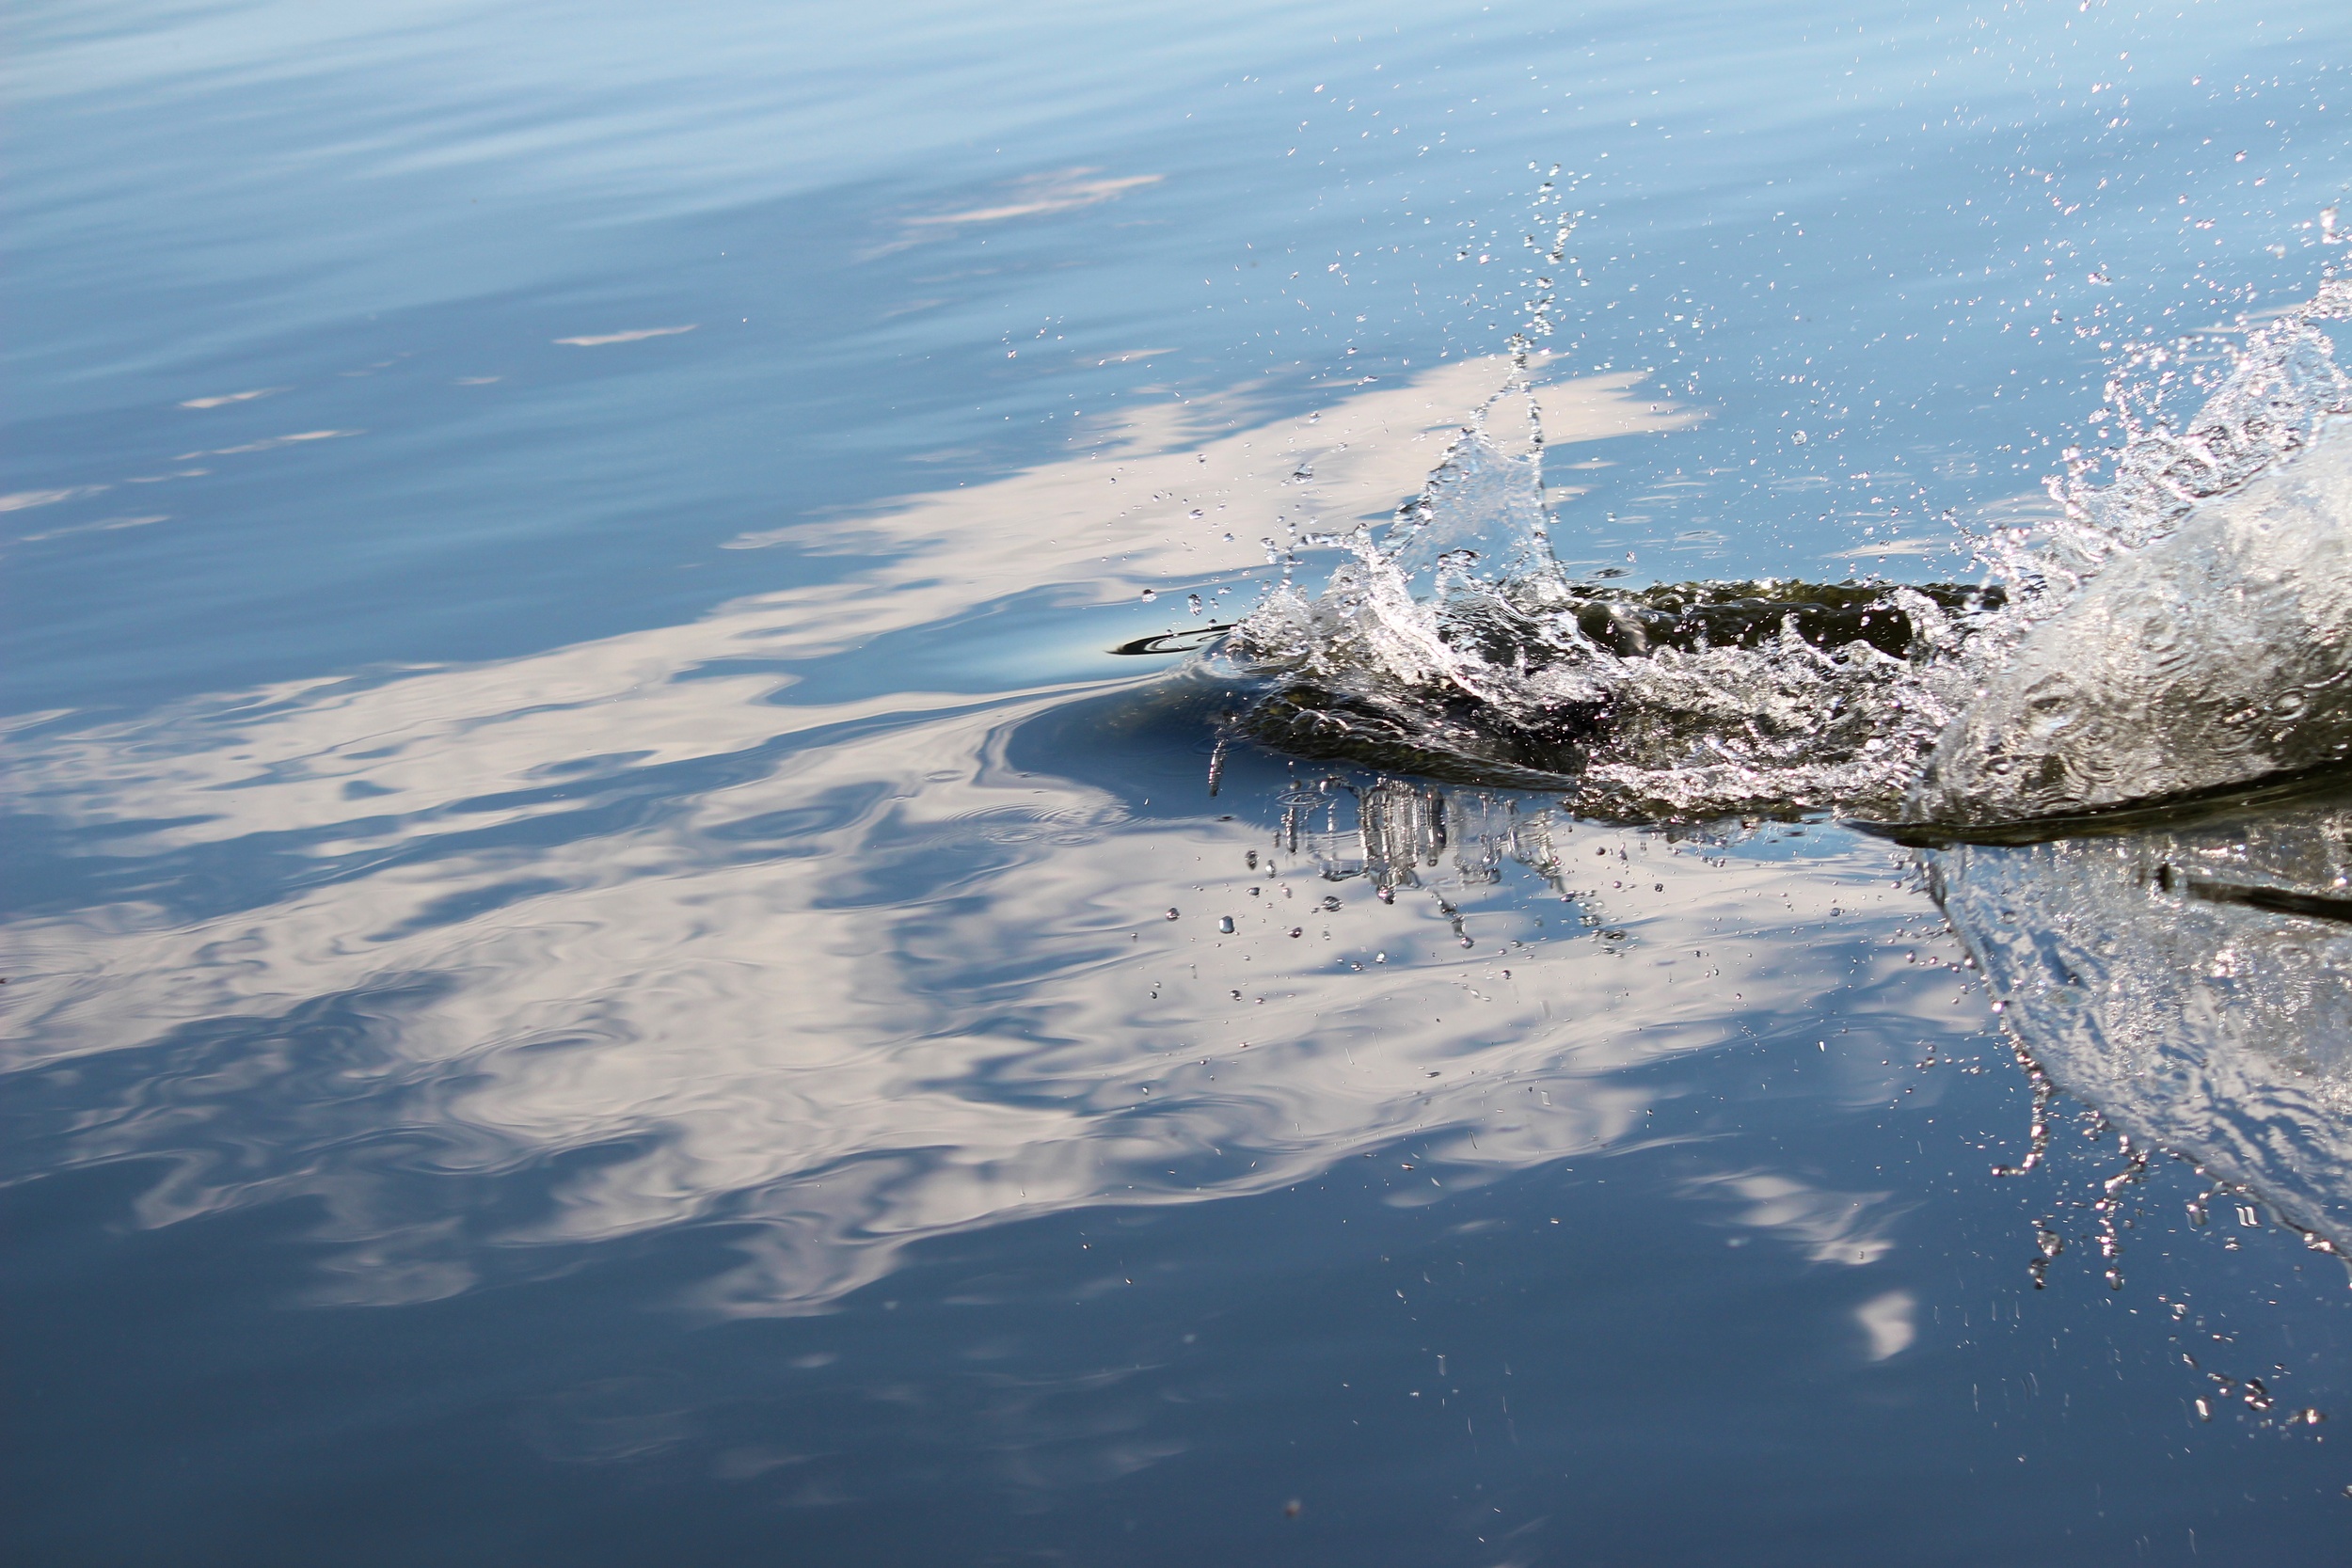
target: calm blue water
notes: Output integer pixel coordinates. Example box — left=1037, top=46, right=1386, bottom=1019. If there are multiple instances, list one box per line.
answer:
left=8, top=2, right=2352, bottom=1561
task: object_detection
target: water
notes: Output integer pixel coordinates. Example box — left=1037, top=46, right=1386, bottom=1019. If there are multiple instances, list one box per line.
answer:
left=1216, top=281, right=2352, bottom=819
left=1930, top=773, right=2352, bottom=1251
left=8, top=1, right=2352, bottom=1561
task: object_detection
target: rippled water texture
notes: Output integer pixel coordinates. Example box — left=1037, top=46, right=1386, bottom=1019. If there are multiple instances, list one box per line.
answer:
left=8, top=2, right=2352, bottom=1562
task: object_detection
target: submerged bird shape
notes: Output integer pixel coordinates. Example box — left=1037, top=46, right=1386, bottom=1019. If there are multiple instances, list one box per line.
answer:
left=1134, top=281, right=2352, bottom=829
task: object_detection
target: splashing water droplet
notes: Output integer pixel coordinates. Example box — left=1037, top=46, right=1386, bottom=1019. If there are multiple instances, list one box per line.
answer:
left=1206, top=282, right=2352, bottom=827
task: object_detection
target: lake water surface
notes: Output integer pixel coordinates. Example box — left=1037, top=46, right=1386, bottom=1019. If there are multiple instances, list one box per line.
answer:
left=8, top=2, right=2352, bottom=1562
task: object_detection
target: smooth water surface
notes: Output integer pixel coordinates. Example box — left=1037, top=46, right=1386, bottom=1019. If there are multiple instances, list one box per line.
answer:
left=8, top=2, right=2352, bottom=1561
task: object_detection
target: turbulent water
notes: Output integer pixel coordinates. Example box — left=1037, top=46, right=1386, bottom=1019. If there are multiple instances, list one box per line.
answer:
left=1266, top=759, right=2352, bottom=1257
left=1930, top=776, right=2352, bottom=1249
left=1217, top=279, right=2352, bottom=828
left=1210, top=278, right=2352, bottom=1251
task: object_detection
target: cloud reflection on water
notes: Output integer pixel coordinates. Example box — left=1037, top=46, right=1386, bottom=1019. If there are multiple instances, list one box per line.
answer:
left=3, top=359, right=1946, bottom=1312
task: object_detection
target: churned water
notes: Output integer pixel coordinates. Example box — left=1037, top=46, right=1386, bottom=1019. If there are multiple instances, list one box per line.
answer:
left=7, top=2, right=2352, bottom=1562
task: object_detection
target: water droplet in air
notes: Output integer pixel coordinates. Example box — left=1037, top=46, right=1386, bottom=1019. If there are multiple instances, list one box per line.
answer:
left=1139, top=588, right=1157, bottom=601
left=1188, top=594, right=1205, bottom=616
left=1217, top=915, right=1236, bottom=934
left=1166, top=908, right=1180, bottom=920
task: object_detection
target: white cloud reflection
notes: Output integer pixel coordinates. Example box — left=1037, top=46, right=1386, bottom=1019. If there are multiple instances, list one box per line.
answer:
left=1690, top=1172, right=1909, bottom=1267
left=904, top=168, right=1163, bottom=228
left=3, top=359, right=1937, bottom=1313
left=866, top=168, right=1167, bottom=256
left=554, top=325, right=699, bottom=346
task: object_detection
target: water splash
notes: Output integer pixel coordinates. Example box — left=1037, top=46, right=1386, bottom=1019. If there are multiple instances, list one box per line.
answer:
left=1218, top=279, right=2352, bottom=828
left=1217, top=369, right=1996, bottom=817
left=1929, top=774, right=2352, bottom=1250
left=1913, top=281, right=2352, bottom=825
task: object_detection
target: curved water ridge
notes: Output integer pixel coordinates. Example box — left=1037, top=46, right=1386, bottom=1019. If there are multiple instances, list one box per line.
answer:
left=1222, top=281, right=2352, bottom=827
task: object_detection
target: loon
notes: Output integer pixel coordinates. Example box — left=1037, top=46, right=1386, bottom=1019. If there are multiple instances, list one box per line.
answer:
left=1116, top=418, right=2351, bottom=828
left=1905, top=419, right=2352, bottom=831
